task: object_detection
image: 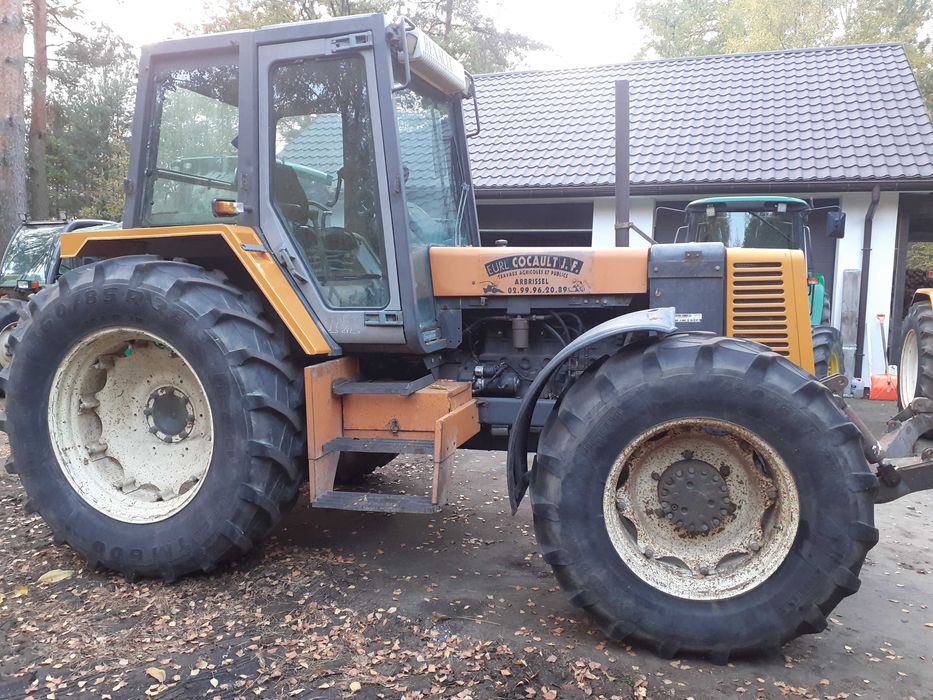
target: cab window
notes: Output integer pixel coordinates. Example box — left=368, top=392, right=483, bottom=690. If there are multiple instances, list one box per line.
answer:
left=270, top=55, right=389, bottom=309
left=142, top=65, right=239, bottom=226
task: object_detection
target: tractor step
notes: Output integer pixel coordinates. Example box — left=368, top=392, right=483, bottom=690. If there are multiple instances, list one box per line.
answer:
left=303, top=358, right=481, bottom=513
left=331, top=375, right=434, bottom=396
left=312, top=490, right=439, bottom=514
left=325, top=437, right=434, bottom=455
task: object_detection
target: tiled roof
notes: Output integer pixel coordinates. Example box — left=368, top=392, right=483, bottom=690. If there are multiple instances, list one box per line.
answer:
left=468, top=44, right=933, bottom=192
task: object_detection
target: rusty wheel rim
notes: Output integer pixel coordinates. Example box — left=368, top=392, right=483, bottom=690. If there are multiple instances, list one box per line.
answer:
left=603, top=418, right=799, bottom=600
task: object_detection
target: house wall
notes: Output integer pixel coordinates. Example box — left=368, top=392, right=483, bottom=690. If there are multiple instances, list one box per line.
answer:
left=833, top=191, right=900, bottom=383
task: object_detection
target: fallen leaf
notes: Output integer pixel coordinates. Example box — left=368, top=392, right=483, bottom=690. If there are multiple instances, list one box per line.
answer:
left=925, top=623, right=933, bottom=628
left=37, top=569, right=74, bottom=585
left=349, top=681, right=362, bottom=693
left=12, top=585, right=27, bottom=598
left=146, top=667, right=166, bottom=683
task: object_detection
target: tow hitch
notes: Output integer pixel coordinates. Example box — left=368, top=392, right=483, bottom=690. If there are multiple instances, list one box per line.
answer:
left=823, top=374, right=933, bottom=503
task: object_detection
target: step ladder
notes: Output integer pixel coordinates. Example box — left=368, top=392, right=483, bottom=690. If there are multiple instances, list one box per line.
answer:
left=304, top=357, right=479, bottom=514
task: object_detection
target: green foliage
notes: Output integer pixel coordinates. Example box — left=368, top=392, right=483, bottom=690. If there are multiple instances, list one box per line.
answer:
left=192, top=0, right=543, bottom=73
left=907, top=242, right=933, bottom=271
left=635, top=0, right=933, bottom=113
left=46, top=25, right=137, bottom=221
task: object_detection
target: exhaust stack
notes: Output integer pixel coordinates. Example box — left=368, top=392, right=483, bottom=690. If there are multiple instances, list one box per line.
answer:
left=614, top=80, right=631, bottom=247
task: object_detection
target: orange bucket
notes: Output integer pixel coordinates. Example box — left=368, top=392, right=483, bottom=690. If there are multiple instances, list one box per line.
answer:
left=869, top=373, right=897, bottom=401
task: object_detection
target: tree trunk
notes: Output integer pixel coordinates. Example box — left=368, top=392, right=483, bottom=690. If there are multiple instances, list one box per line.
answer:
left=0, top=0, right=27, bottom=250
left=28, top=0, right=49, bottom=220
left=444, top=0, right=453, bottom=37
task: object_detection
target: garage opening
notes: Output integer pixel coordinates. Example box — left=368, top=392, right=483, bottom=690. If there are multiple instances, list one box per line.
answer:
left=476, top=201, right=594, bottom=247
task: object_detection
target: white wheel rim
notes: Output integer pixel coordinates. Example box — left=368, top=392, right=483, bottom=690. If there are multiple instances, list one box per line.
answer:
left=48, top=328, right=214, bottom=524
left=900, top=329, right=918, bottom=405
left=0, top=322, right=18, bottom=369
left=603, top=418, right=799, bottom=601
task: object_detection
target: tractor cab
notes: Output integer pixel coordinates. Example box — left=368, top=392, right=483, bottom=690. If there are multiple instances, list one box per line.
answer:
left=120, top=14, right=479, bottom=354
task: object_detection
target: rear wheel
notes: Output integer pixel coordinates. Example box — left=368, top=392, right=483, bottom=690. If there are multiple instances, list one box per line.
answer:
left=532, top=334, right=877, bottom=660
left=1, top=257, right=305, bottom=580
left=335, top=452, right=396, bottom=484
left=898, top=302, right=933, bottom=409
left=812, top=325, right=844, bottom=379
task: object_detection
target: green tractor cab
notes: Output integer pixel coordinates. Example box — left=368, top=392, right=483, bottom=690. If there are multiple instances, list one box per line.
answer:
left=675, top=195, right=846, bottom=378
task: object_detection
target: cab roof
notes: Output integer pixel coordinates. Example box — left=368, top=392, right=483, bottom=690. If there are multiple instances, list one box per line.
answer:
left=686, top=196, right=810, bottom=212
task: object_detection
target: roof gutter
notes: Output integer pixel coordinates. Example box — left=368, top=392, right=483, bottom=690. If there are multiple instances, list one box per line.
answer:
left=475, top=178, right=933, bottom=200
left=854, top=185, right=882, bottom=380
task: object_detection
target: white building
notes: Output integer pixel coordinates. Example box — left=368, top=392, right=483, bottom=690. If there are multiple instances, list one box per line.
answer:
left=469, top=44, right=933, bottom=388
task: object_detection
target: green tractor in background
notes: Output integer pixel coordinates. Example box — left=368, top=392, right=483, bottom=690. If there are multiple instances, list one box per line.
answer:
left=678, top=195, right=847, bottom=378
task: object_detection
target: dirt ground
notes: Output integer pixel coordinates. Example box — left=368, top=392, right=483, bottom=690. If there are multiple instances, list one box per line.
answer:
left=0, top=399, right=930, bottom=699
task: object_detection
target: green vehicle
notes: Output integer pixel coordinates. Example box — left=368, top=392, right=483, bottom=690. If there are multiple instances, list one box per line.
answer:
left=675, top=195, right=847, bottom=378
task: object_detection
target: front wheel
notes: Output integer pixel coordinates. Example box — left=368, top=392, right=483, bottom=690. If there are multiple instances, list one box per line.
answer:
left=0, top=298, right=28, bottom=373
left=812, top=325, right=844, bottom=379
left=532, top=335, right=877, bottom=660
left=1, top=258, right=306, bottom=580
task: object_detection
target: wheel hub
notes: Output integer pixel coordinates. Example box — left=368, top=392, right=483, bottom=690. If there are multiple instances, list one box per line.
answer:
left=604, top=419, right=800, bottom=600
left=48, top=328, right=214, bottom=524
left=657, top=459, right=733, bottom=534
left=146, top=386, right=195, bottom=443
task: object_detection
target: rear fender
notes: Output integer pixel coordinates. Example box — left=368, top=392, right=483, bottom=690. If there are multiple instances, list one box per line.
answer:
left=59, top=223, right=334, bottom=356
left=506, top=307, right=678, bottom=512
left=911, top=288, right=933, bottom=307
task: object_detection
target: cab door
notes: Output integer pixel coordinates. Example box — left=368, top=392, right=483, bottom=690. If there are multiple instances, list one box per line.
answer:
left=257, top=34, right=404, bottom=348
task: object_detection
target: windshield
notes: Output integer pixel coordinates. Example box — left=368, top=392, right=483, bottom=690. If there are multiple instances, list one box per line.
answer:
left=0, top=224, right=61, bottom=287
left=691, top=211, right=798, bottom=249
left=393, top=83, right=472, bottom=249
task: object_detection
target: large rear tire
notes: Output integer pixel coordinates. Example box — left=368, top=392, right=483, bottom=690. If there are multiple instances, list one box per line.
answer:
left=532, top=334, right=877, bottom=661
left=335, top=452, right=396, bottom=484
left=812, top=325, right=844, bottom=379
left=0, top=257, right=305, bottom=580
left=897, top=301, right=933, bottom=410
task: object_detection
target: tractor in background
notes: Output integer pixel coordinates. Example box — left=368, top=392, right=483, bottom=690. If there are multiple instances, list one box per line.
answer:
left=675, top=196, right=846, bottom=378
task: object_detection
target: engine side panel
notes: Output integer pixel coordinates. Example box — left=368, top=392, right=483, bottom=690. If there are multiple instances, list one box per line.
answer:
left=430, top=247, right=649, bottom=296
left=726, top=248, right=814, bottom=374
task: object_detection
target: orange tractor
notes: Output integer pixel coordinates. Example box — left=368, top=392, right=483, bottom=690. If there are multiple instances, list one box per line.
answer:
left=3, top=14, right=932, bottom=661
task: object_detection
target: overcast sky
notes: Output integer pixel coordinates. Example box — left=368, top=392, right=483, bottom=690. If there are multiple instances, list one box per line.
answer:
left=78, top=0, right=646, bottom=70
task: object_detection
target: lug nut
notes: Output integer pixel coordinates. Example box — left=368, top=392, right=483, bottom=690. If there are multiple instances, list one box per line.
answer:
left=749, top=541, right=762, bottom=552
left=644, top=548, right=655, bottom=559
left=651, top=471, right=661, bottom=481
left=698, top=566, right=709, bottom=576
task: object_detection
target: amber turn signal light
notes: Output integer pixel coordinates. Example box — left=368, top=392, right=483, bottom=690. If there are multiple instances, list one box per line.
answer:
left=212, top=199, right=241, bottom=217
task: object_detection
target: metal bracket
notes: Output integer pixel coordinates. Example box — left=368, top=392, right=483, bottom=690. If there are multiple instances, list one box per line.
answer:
left=328, top=31, right=373, bottom=53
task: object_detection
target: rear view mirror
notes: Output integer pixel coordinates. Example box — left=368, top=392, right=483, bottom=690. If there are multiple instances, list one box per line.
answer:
left=827, top=210, right=846, bottom=238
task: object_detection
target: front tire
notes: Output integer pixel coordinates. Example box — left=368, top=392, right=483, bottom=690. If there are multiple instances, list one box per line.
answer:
left=532, top=334, right=877, bottom=660
left=898, top=302, right=933, bottom=410
left=0, top=297, right=28, bottom=378
left=1, top=257, right=305, bottom=580
left=812, top=325, right=844, bottom=379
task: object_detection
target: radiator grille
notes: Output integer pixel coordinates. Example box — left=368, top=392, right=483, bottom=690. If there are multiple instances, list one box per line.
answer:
left=728, top=260, right=790, bottom=356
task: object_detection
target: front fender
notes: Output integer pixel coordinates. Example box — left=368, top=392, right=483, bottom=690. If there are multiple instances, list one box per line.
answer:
left=912, top=288, right=933, bottom=307
left=506, top=307, right=678, bottom=512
